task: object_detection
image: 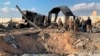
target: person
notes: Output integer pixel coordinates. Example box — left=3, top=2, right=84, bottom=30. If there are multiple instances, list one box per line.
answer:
left=74, top=17, right=80, bottom=32
left=86, top=17, right=92, bottom=33
left=58, top=18, right=63, bottom=30
left=68, top=18, right=74, bottom=32
left=81, top=19, right=86, bottom=32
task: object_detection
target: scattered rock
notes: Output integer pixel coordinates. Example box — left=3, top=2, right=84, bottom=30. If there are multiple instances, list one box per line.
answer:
left=0, top=29, right=99, bottom=56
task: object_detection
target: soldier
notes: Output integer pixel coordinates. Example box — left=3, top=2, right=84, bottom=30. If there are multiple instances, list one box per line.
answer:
left=58, top=18, right=63, bottom=30
left=74, top=17, right=80, bottom=32
left=68, top=18, right=74, bottom=32
left=86, top=17, right=92, bottom=33
left=81, top=19, right=86, bottom=32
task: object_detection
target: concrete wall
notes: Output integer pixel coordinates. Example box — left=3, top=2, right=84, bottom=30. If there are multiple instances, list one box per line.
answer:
left=0, top=18, right=23, bottom=24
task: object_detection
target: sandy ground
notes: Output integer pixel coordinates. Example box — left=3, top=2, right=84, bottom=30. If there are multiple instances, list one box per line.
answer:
left=0, top=28, right=99, bottom=56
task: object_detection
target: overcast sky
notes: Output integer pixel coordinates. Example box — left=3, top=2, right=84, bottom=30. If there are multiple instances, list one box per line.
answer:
left=0, top=0, right=100, bottom=18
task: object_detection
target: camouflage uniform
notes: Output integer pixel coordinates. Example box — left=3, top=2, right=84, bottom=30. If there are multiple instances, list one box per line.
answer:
left=68, top=18, right=74, bottom=32
left=58, top=18, right=63, bottom=30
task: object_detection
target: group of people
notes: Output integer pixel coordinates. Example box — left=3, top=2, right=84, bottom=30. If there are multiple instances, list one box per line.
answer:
left=80, top=17, right=92, bottom=33
left=57, top=16, right=92, bottom=33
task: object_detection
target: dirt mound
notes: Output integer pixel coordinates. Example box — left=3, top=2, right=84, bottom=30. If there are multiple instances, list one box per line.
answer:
left=15, top=34, right=46, bottom=54
left=72, top=33, right=100, bottom=56
left=0, top=51, right=14, bottom=56
left=0, top=36, right=23, bottom=56
left=0, top=29, right=99, bottom=56
left=44, top=32, right=77, bottom=55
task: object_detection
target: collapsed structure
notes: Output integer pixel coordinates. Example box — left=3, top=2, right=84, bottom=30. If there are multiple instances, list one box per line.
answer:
left=0, top=5, right=99, bottom=56
left=21, top=6, right=75, bottom=28
left=48, top=6, right=75, bottom=25
left=22, top=10, right=46, bottom=27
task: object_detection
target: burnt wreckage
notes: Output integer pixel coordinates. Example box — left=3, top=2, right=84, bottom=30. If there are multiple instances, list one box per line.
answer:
left=47, top=6, right=75, bottom=25
left=22, top=10, right=46, bottom=27
left=22, top=6, right=74, bottom=28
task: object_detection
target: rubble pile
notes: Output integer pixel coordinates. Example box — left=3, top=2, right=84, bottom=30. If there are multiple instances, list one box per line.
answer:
left=0, top=29, right=99, bottom=56
left=44, top=32, right=77, bottom=55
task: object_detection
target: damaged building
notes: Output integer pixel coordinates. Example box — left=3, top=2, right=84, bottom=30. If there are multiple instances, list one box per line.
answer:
left=0, top=5, right=99, bottom=56
left=22, top=10, right=46, bottom=27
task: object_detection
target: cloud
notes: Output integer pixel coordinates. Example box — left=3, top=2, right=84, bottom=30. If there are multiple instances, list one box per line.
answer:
left=0, top=7, right=36, bottom=13
left=3, top=1, right=11, bottom=5
left=1, top=7, right=9, bottom=13
left=71, top=3, right=100, bottom=11
left=0, top=7, right=37, bottom=18
left=1, top=7, right=17, bottom=13
left=22, top=7, right=36, bottom=12
left=0, top=7, right=20, bottom=18
left=30, top=8, right=36, bottom=12
left=70, top=3, right=100, bottom=15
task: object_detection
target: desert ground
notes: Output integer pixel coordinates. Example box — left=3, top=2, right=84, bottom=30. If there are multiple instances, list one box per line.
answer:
left=0, top=28, right=99, bottom=56
left=0, top=16, right=100, bottom=56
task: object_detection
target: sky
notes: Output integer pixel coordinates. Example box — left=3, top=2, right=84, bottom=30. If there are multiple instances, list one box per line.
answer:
left=0, top=0, right=100, bottom=18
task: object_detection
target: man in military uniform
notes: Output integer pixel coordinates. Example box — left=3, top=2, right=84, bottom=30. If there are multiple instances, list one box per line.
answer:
left=86, top=17, right=92, bottom=33
left=58, top=18, right=63, bottom=30
left=68, top=18, right=74, bottom=32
